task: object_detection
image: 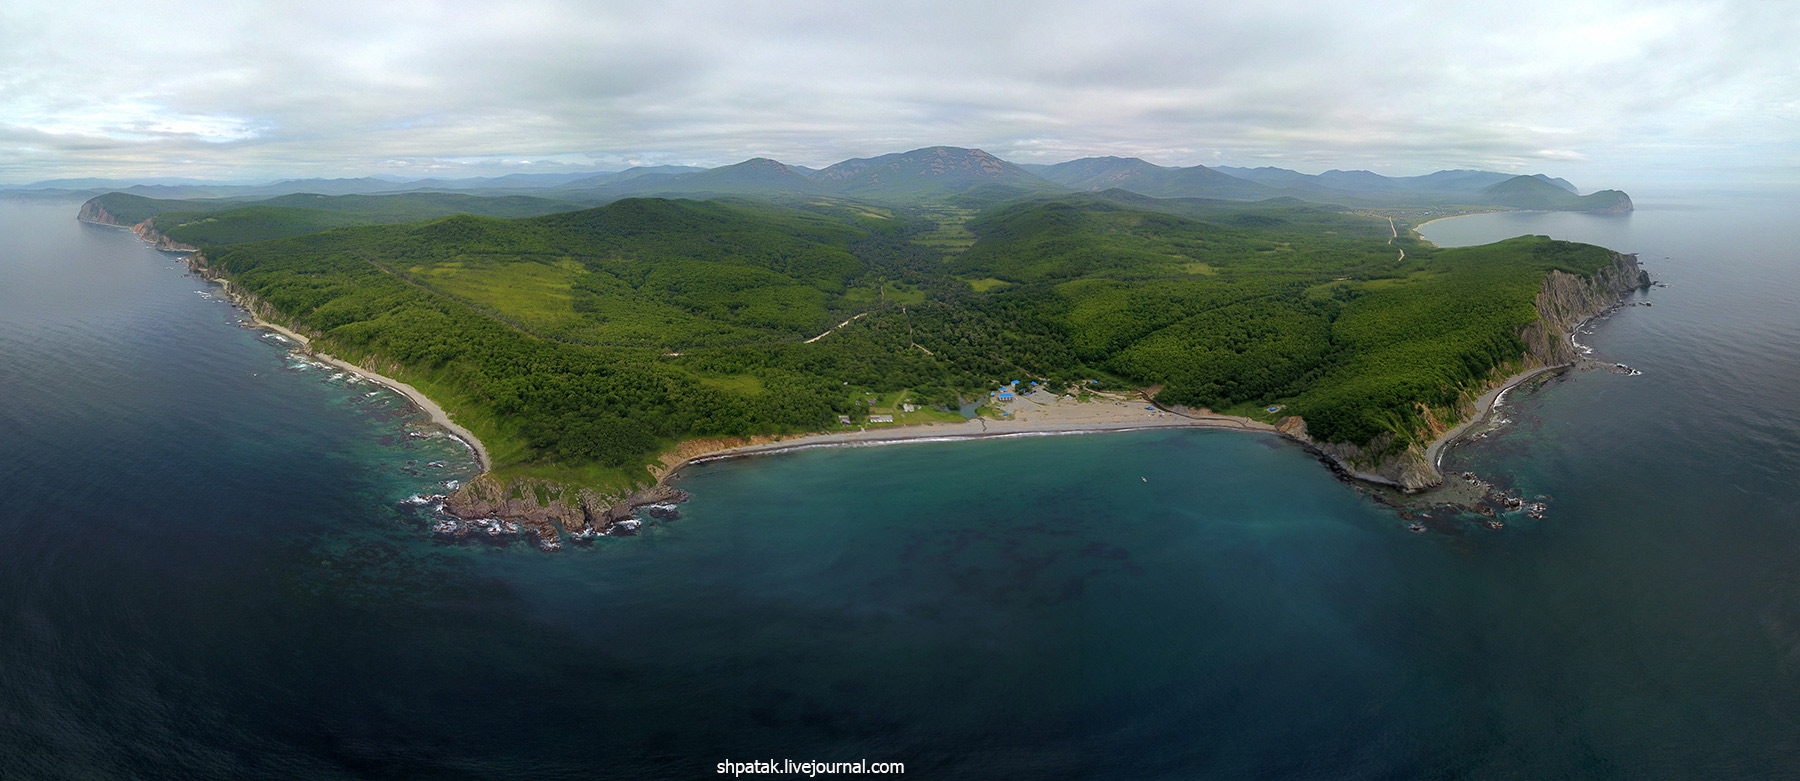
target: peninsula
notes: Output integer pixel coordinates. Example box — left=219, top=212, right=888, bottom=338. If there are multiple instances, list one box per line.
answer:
left=78, top=147, right=1646, bottom=547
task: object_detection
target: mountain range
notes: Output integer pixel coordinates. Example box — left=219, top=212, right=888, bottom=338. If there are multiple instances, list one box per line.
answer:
left=5, top=146, right=1631, bottom=212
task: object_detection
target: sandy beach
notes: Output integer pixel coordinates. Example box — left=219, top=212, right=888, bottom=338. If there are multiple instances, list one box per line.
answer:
left=665, top=391, right=1280, bottom=473
left=663, top=371, right=1565, bottom=491
left=1409, top=209, right=1538, bottom=242
left=1409, top=215, right=1462, bottom=235
left=249, top=317, right=494, bottom=472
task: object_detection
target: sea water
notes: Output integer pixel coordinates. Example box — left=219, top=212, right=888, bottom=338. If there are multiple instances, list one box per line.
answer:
left=2, top=192, right=1798, bottom=778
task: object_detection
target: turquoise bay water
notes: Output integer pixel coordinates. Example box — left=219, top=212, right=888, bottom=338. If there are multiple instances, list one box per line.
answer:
left=2, top=193, right=1798, bottom=778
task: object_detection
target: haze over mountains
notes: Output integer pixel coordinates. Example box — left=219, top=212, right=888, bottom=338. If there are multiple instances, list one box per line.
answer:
left=6, top=146, right=1632, bottom=213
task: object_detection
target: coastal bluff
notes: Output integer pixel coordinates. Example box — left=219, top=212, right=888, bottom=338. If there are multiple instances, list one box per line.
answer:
left=1274, top=251, right=1650, bottom=491
left=77, top=200, right=200, bottom=253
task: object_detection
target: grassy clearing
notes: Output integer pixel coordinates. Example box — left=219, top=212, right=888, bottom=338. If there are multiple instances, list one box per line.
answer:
left=961, top=277, right=1012, bottom=292
left=913, top=206, right=979, bottom=253
left=408, top=257, right=579, bottom=331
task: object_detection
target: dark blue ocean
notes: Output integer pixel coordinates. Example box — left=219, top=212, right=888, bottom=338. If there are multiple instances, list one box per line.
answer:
left=1, top=191, right=1797, bottom=779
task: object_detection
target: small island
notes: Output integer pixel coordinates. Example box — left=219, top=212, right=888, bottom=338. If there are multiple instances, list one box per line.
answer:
left=79, top=147, right=1646, bottom=548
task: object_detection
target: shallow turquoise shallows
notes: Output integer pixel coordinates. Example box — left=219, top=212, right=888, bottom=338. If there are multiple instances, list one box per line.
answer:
left=2, top=191, right=1798, bottom=779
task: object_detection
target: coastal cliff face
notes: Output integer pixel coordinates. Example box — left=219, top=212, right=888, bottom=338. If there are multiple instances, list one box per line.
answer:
left=130, top=220, right=200, bottom=253
left=1520, top=252, right=1651, bottom=364
left=186, top=253, right=294, bottom=328
left=78, top=200, right=200, bottom=252
left=1281, top=252, right=1650, bottom=490
left=76, top=199, right=120, bottom=226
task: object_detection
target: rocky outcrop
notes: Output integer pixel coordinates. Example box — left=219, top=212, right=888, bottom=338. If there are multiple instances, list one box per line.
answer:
left=432, top=431, right=804, bottom=548
left=442, top=474, right=686, bottom=549
left=1277, top=252, right=1649, bottom=491
left=1275, top=417, right=1441, bottom=489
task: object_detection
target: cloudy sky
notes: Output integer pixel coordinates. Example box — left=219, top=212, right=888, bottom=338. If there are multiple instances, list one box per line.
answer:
left=2, top=0, right=1794, bottom=187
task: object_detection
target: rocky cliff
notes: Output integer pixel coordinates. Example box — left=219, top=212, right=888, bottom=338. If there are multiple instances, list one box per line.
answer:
left=1278, top=252, right=1649, bottom=491
left=1519, top=252, right=1651, bottom=364
left=129, top=221, right=200, bottom=253
left=77, top=199, right=200, bottom=252
left=76, top=199, right=120, bottom=226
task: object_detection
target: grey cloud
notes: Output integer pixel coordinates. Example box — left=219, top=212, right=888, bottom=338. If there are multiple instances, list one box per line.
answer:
left=0, top=0, right=1794, bottom=185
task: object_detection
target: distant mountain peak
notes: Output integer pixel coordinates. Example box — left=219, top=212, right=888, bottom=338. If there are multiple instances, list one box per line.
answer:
left=1480, top=175, right=1628, bottom=212
left=1034, top=156, right=1273, bottom=200
left=809, top=146, right=1055, bottom=199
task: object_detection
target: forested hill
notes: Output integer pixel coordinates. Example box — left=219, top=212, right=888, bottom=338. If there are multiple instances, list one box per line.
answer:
left=200, top=198, right=949, bottom=486
left=1478, top=176, right=1633, bottom=212
left=184, top=190, right=1624, bottom=498
left=80, top=191, right=588, bottom=247
left=944, top=197, right=1618, bottom=445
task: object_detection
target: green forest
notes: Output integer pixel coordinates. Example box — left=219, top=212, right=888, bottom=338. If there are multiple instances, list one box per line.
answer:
left=120, top=189, right=1616, bottom=492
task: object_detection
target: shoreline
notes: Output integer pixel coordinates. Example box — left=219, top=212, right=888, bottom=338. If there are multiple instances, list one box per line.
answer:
left=90, top=205, right=1634, bottom=529
left=218, top=243, right=1583, bottom=499
left=81, top=214, right=493, bottom=472
left=1423, top=363, right=1569, bottom=475
left=246, top=314, right=494, bottom=472
left=1408, top=209, right=1513, bottom=241
left=661, top=413, right=1280, bottom=475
